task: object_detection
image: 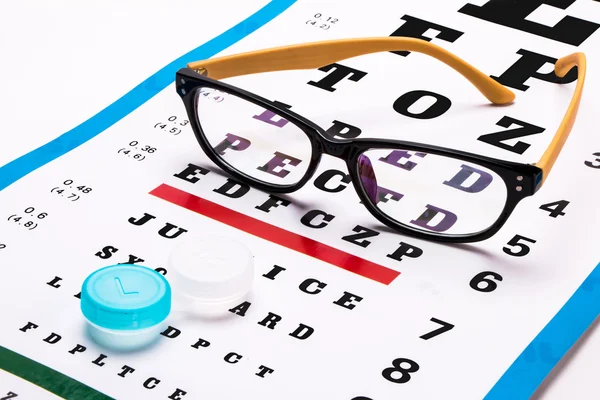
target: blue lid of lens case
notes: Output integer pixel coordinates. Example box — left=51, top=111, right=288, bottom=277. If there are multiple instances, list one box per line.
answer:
left=80, top=264, right=171, bottom=331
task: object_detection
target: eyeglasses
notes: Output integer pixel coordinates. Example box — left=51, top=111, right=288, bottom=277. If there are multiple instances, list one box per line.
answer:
left=175, top=37, right=586, bottom=243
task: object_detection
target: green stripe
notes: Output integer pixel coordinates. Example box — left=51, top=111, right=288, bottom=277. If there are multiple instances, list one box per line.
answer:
left=0, top=345, right=113, bottom=400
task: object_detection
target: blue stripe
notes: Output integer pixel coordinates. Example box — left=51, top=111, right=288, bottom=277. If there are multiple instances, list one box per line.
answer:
left=0, top=0, right=296, bottom=191
left=486, top=262, right=600, bottom=399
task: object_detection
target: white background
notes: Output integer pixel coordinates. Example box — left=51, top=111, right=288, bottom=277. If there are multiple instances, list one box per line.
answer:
left=1, top=1, right=599, bottom=399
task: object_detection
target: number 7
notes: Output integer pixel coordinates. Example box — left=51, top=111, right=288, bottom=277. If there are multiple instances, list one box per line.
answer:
left=420, top=317, right=454, bottom=340
left=1, top=392, right=18, bottom=399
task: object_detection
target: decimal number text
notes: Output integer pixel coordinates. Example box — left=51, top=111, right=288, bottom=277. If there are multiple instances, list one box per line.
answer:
left=306, top=12, right=338, bottom=30
left=154, top=115, right=189, bottom=136
left=7, top=207, right=47, bottom=231
left=118, top=140, right=157, bottom=162
left=51, top=179, right=92, bottom=202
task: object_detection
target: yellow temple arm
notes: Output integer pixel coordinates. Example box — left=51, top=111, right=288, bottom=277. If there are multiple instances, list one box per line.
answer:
left=535, top=52, right=586, bottom=186
left=187, top=37, right=515, bottom=105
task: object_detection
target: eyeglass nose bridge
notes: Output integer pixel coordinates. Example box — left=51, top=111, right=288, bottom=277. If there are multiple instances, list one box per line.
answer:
left=319, top=137, right=354, bottom=160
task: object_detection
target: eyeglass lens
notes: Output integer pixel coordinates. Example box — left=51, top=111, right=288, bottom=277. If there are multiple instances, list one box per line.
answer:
left=195, top=87, right=313, bottom=187
left=357, top=150, right=508, bottom=236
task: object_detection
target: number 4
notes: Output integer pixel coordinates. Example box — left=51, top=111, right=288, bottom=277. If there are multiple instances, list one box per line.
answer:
left=539, top=200, right=569, bottom=218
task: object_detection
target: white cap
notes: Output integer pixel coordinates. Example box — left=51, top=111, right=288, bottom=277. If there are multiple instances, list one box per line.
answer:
left=167, top=235, right=254, bottom=314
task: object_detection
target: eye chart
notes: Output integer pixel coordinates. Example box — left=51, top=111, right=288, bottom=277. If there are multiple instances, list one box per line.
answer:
left=1, top=0, right=600, bottom=399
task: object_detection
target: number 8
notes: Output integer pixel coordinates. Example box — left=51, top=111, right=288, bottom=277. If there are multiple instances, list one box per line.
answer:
left=382, top=358, right=420, bottom=384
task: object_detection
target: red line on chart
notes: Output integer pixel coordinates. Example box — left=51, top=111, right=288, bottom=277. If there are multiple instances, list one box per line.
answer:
left=149, top=183, right=401, bottom=285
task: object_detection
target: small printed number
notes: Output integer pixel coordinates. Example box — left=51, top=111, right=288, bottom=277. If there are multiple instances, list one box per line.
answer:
left=22, top=207, right=46, bottom=219
left=117, top=141, right=157, bottom=161
left=313, top=13, right=337, bottom=22
left=198, top=88, right=226, bottom=102
left=470, top=271, right=503, bottom=292
left=306, top=13, right=338, bottom=30
left=584, top=152, right=600, bottom=168
left=141, top=145, right=157, bottom=153
left=167, top=115, right=189, bottom=125
left=382, top=358, right=419, bottom=384
left=1, top=392, right=18, bottom=400
left=503, top=234, right=536, bottom=257
left=51, top=179, right=91, bottom=202
left=7, top=207, right=47, bottom=230
left=29, top=209, right=45, bottom=218
left=419, top=317, right=454, bottom=340
left=539, top=200, right=569, bottom=218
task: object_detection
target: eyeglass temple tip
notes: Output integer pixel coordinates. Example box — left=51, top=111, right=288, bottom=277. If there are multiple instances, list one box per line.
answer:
left=555, top=52, right=586, bottom=77
left=493, top=87, right=516, bottom=105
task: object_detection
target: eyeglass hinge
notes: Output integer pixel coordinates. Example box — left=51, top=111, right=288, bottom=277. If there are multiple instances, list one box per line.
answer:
left=529, top=165, right=544, bottom=193
left=194, top=67, right=208, bottom=76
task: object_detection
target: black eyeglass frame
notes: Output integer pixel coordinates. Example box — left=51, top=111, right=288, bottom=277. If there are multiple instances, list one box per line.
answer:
left=175, top=67, right=543, bottom=244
